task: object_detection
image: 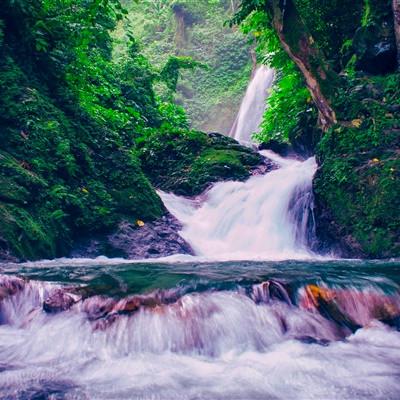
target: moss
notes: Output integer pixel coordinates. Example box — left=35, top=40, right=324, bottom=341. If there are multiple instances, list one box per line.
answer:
left=189, top=149, right=251, bottom=190
left=138, top=129, right=263, bottom=196
left=314, top=75, right=400, bottom=258
left=0, top=204, right=57, bottom=260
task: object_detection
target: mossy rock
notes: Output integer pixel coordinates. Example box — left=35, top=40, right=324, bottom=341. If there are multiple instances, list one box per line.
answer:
left=0, top=203, right=57, bottom=260
left=138, top=130, right=264, bottom=196
left=313, top=75, right=400, bottom=258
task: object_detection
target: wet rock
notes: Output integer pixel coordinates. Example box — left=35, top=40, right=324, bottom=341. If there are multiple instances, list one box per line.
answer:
left=0, top=275, right=25, bottom=301
left=71, top=213, right=194, bottom=260
left=43, top=289, right=79, bottom=313
left=82, top=296, right=117, bottom=321
left=249, top=155, right=277, bottom=176
left=295, top=336, right=330, bottom=346
left=299, top=284, right=400, bottom=332
left=251, top=280, right=292, bottom=305
left=353, top=25, right=397, bottom=75
left=108, top=214, right=194, bottom=259
left=259, top=140, right=293, bottom=157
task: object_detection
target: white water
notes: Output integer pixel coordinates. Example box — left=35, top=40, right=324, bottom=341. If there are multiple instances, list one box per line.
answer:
left=1, top=274, right=400, bottom=399
left=229, top=65, right=274, bottom=145
left=161, top=151, right=318, bottom=261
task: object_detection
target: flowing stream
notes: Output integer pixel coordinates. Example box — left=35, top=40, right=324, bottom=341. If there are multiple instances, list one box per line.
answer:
left=1, top=66, right=399, bottom=399
left=0, top=261, right=399, bottom=399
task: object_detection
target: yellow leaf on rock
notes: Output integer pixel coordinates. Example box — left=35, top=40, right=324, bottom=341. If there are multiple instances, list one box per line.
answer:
left=136, top=220, right=145, bottom=227
left=351, top=119, right=362, bottom=128
left=371, top=158, right=380, bottom=163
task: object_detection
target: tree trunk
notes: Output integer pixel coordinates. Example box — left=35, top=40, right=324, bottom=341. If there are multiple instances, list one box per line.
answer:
left=267, top=0, right=337, bottom=130
left=393, top=0, right=400, bottom=69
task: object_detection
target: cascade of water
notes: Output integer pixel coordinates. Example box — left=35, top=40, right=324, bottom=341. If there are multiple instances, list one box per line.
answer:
left=160, top=151, right=318, bottom=260
left=1, top=271, right=399, bottom=399
left=157, top=64, right=319, bottom=260
left=229, top=65, right=274, bottom=145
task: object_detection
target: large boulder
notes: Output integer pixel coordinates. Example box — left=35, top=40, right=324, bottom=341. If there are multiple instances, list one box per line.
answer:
left=71, top=214, right=193, bottom=260
left=138, top=129, right=268, bottom=196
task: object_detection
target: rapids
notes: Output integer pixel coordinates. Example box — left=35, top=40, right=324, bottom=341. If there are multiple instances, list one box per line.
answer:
left=0, top=260, right=400, bottom=399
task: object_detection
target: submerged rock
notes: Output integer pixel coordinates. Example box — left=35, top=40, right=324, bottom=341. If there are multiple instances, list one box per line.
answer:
left=251, top=280, right=292, bottom=305
left=71, top=213, right=193, bottom=260
left=0, top=275, right=25, bottom=301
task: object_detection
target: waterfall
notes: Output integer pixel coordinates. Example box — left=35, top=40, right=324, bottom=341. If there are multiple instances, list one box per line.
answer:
left=160, top=151, right=317, bottom=260
left=229, top=65, right=274, bottom=145
left=159, top=63, right=318, bottom=261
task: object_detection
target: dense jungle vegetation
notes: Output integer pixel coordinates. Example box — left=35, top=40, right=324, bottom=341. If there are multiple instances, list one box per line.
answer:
left=232, top=0, right=400, bottom=257
left=0, top=0, right=399, bottom=260
left=116, top=0, right=252, bottom=134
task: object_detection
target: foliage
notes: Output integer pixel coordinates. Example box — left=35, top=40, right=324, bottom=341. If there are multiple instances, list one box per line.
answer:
left=119, top=0, right=252, bottom=133
left=293, top=0, right=363, bottom=67
left=160, top=56, right=208, bottom=94
left=235, top=9, right=312, bottom=144
left=0, top=0, right=195, bottom=260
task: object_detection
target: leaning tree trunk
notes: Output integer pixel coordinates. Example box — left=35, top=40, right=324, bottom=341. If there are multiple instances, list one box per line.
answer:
left=267, top=0, right=337, bottom=131
left=393, top=0, right=400, bottom=69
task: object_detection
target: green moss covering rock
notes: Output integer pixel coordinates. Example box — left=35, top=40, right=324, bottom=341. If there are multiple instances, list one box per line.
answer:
left=138, top=130, right=264, bottom=196
left=314, top=75, right=400, bottom=258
